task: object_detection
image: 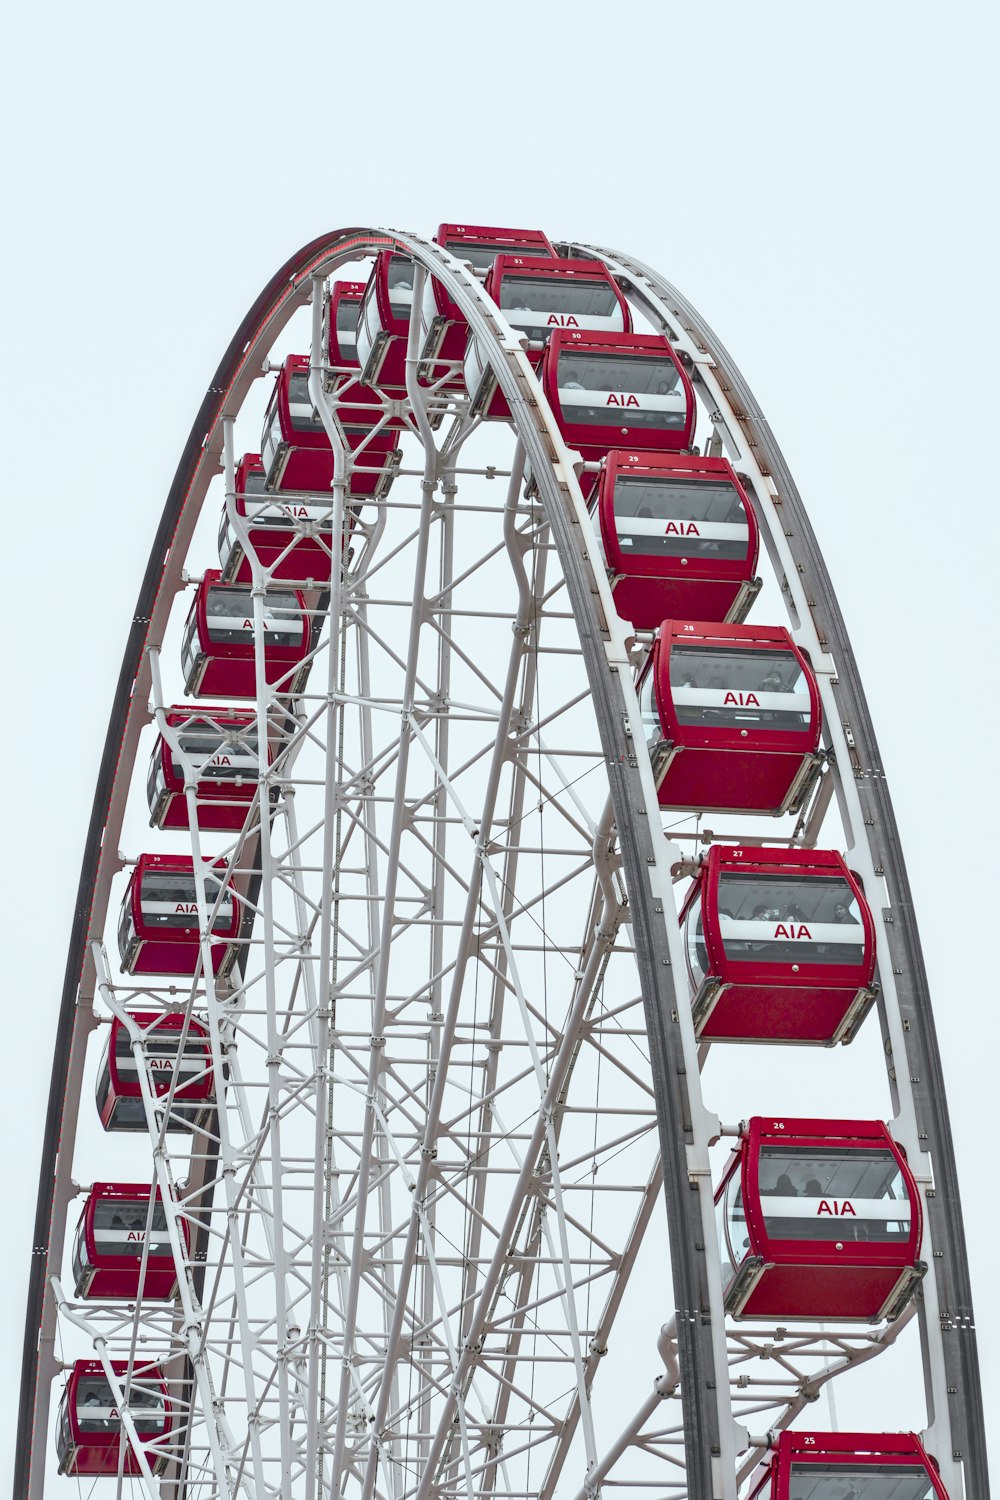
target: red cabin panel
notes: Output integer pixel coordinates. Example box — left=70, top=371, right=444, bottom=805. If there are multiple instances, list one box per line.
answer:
left=72, top=1183, right=187, bottom=1301
left=420, top=223, right=556, bottom=376
left=55, top=1359, right=172, bottom=1477
left=147, top=707, right=264, bottom=832
left=681, top=845, right=878, bottom=1044
left=181, top=570, right=311, bottom=699
left=716, top=1118, right=924, bottom=1322
left=640, top=620, right=822, bottom=815
left=96, top=1011, right=215, bottom=1133
left=595, top=451, right=761, bottom=627
left=541, top=329, right=696, bottom=463
left=117, top=852, right=239, bottom=977
left=746, top=1429, right=950, bottom=1499
left=467, top=257, right=632, bottom=420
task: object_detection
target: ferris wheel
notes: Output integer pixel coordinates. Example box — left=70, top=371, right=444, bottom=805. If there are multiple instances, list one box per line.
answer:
left=15, top=224, right=990, bottom=1500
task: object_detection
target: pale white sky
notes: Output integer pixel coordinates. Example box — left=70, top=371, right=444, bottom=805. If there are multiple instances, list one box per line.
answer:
left=2, top=0, right=997, bottom=1485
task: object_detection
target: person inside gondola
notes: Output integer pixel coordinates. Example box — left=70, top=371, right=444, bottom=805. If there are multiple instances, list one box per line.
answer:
left=833, top=900, right=858, bottom=923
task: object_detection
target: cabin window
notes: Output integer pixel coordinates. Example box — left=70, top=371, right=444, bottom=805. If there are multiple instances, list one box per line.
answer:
left=613, top=476, right=748, bottom=560
left=146, top=751, right=165, bottom=811
left=669, top=646, right=810, bottom=731
left=722, top=1172, right=748, bottom=1282
left=139, top=871, right=231, bottom=928
left=716, top=872, right=864, bottom=965
left=788, top=1464, right=937, bottom=1499
left=500, top=276, right=619, bottom=334
left=241, top=468, right=268, bottom=497
left=93, top=1198, right=170, bottom=1257
left=71, top=1216, right=89, bottom=1285
left=76, top=1377, right=121, bottom=1433
left=180, top=613, right=198, bottom=679
left=444, top=239, right=505, bottom=271
left=335, top=299, right=359, bottom=346
left=557, top=352, right=686, bottom=430
left=758, top=1146, right=910, bottom=1242
left=170, top=721, right=258, bottom=780
left=684, top=895, right=709, bottom=988
left=387, top=256, right=415, bottom=322
left=204, top=586, right=302, bottom=643
left=260, top=404, right=281, bottom=468
left=56, top=1391, right=73, bottom=1453
left=638, top=665, right=661, bottom=744
left=286, top=373, right=326, bottom=435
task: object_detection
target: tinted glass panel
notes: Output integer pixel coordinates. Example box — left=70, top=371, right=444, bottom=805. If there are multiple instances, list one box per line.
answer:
left=286, top=373, right=326, bottom=434
left=720, top=1175, right=747, bottom=1286
left=114, top=1023, right=212, bottom=1109
left=500, top=275, right=619, bottom=336
left=336, top=300, right=360, bottom=334
left=638, top=662, right=660, bottom=741
left=758, top=1146, right=910, bottom=1242
left=788, top=1464, right=936, bottom=1499
left=685, top=895, right=708, bottom=987
left=139, top=871, right=231, bottom=928
left=387, top=255, right=414, bottom=321
left=241, top=469, right=267, bottom=496
left=76, top=1377, right=166, bottom=1432
left=613, top=476, right=748, bottom=560
left=557, top=351, right=686, bottom=430
left=716, top=872, right=864, bottom=965
left=171, top=720, right=259, bottom=780
left=669, top=646, right=810, bottom=731
left=444, top=239, right=506, bottom=270
left=204, top=586, right=302, bottom=643
left=93, top=1198, right=170, bottom=1256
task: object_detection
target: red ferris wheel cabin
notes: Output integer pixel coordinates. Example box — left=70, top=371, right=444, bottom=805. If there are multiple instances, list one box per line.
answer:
left=593, top=451, right=761, bottom=628
left=639, top=620, right=822, bottom=815
left=716, top=1118, right=924, bottom=1323
left=541, top=329, right=696, bottom=463
left=56, top=1359, right=172, bottom=1477
left=680, top=845, right=878, bottom=1044
left=147, top=707, right=263, bottom=832
left=260, top=354, right=400, bottom=499
left=419, top=222, right=556, bottom=376
left=117, top=853, right=239, bottom=978
left=96, top=1011, right=214, bottom=1133
left=356, top=249, right=417, bottom=394
left=181, top=570, right=311, bottom=699
left=261, top=352, right=334, bottom=492
left=746, top=1429, right=950, bottom=1499
left=218, top=452, right=345, bottom=586
left=72, top=1183, right=187, bottom=1301
left=466, top=257, right=631, bottom=420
